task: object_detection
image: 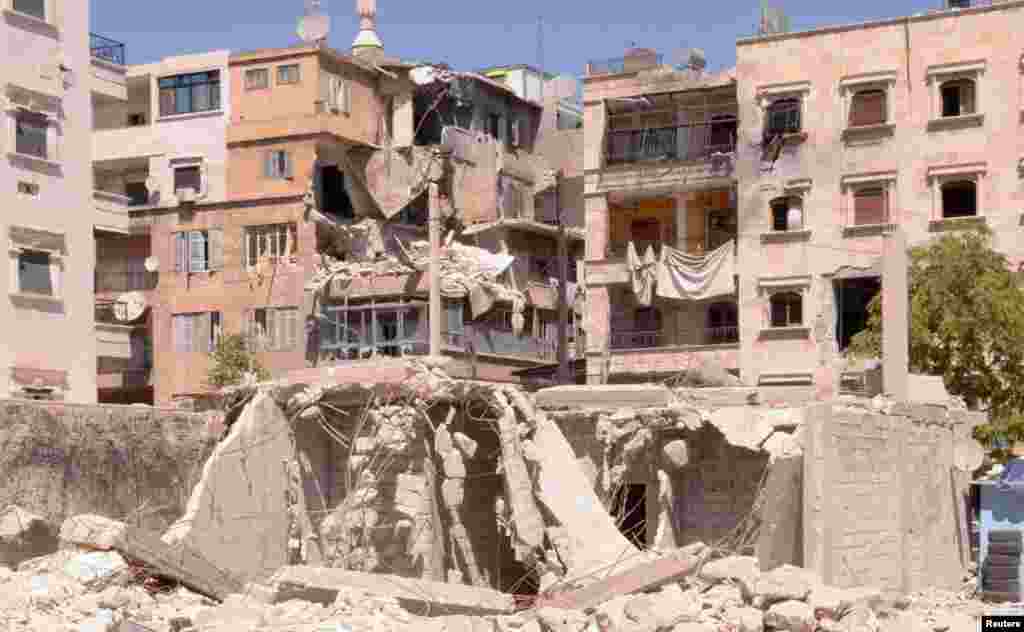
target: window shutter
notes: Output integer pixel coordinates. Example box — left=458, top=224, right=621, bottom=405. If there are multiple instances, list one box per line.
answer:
left=195, top=312, right=211, bottom=353
left=850, top=91, right=886, bottom=127
left=188, top=231, right=206, bottom=272
left=853, top=188, right=887, bottom=226
left=173, top=315, right=185, bottom=352
left=961, top=82, right=975, bottom=115
left=342, top=79, right=351, bottom=114
left=283, top=152, right=293, bottom=179
left=174, top=233, right=187, bottom=272
left=208, top=229, right=224, bottom=270
left=319, top=72, right=331, bottom=108
left=264, top=151, right=274, bottom=178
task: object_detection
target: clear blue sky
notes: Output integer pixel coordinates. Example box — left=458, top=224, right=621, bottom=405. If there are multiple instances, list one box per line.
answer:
left=90, top=0, right=944, bottom=78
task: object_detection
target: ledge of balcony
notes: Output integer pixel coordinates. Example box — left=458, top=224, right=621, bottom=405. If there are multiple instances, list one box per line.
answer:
left=927, top=113, right=984, bottom=132
left=842, top=123, right=895, bottom=141
left=760, top=229, right=811, bottom=244
left=928, top=215, right=987, bottom=232
left=843, top=223, right=896, bottom=238
left=757, top=326, right=811, bottom=341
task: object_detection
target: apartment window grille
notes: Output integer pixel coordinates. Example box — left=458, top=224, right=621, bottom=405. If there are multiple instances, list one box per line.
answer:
left=173, top=230, right=223, bottom=273
left=941, top=180, right=977, bottom=218
left=17, top=250, right=52, bottom=295
left=246, top=307, right=300, bottom=351
left=941, top=79, right=975, bottom=117
left=245, top=68, right=270, bottom=90
left=849, top=89, right=887, bottom=127
left=245, top=224, right=296, bottom=267
left=764, top=98, right=801, bottom=139
left=264, top=150, right=293, bottom=179
left=277, top=65, right=300, bottom=85
left=158, top=71, right=221, bottom=116
left=15, top=110, right=48, bottom=159
left=769, top=292, right=803, bottom=327
left=853, top=187, right=888, bottom=226
left=12, top=0, right=45, bottom=20
left=172, top=312, right=221, bottom=353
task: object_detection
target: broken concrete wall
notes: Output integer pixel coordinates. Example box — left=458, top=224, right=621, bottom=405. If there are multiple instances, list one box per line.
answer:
left=162, top=393, right=318, bottom=584
left=0, top=399, right=217, bottom=533
left=803, top=400, right=982, bottom=593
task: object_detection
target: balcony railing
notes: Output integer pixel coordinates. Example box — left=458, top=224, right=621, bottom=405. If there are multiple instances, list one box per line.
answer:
left=611, top=330, right=665, bottom=350
left=95, top=269, right=158, bottom=293
left=90, top=33, right=125, bottom=66
left=587, top=54, right=664, bottom=76
left=706, top=325, right=739, bottom=345
left=606, top=124, right=736, bottom=165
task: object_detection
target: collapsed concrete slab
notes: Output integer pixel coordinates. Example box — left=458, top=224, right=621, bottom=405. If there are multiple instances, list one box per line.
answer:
left=267, top=565, right=517, bottom=615
left=0, top=505, right=58, bottom=568
left=59, top=514, right=244, bottom=600
left=534, top=385, right=675, bottom=410
left=161, top=392, right=319, bottom=585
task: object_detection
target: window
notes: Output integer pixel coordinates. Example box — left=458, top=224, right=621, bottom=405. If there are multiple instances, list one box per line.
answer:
left=158, top=71, right=221, bottom=117
left=941, top=180, right=977, bottom=218
left=245, top=224, right=296, bottom=267
left=764, top=98, right=801, bottom=139
left=853, top=187, right=888, bottom=226
left=264, top=150, right=293, bottom=179
left=493, top=309, right=516, bottom=331
left=277, top=64, right=300, bottom=85
left=849, top=90, right=886, bottom=127
left=12, top=0, right=45, bottom=20
left=770, top=197, right=795, bottom=231
left=17, top=250, right=52, bottom=296
left=706, top=302, right=738, bottom=344
left=15, top=110, right=48, bottom=159
left=245, top=68, right=270, bottom=90
left=320, top=73, right=351, bottom=114
left=17, top=181, right=39, bottom=196
left=488, top=113, right=502, bottom=141
left=174, top=230, right=223, bottom=273
left=172, top=312, right=221, bottom=353
left=247, top=307, right=299, bottom=351
left=127, top=113, right=147, bottom=126
left=940, top=79, right=975, bottom=117
left=769, top=292, right=803, bottom=328
left=174, top=166, right=201, bottom=193
left=709, top=115, right=738, bottom=150
left=509, top=117, right=521, bottom=148
left=124, top=182, right=149, bottom=206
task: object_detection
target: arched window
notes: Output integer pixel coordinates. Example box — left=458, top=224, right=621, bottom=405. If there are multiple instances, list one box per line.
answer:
left=849, top=89, right=887, bottom=127
left=941, top=180, right=977, bottom=218
left=769, top=292, right=803, bottom=328
left=707, top=302, right=738, bottom=344
left=940, top=79, right=975, bottom=117
left=765, top=98, right=801, bottom=138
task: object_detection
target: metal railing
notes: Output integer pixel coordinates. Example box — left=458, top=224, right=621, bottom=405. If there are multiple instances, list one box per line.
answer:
left=587, top=54, right=664, bottom=76
left=606, top=124, right=736, bottom=165
left=706, top=325, right=739, bottom=345
left=90, top=33, right=125, bottom=66
left=610, top=330, right=665, bottom=349
left=95, top=270, right=158, bottom=293
left=95, top=300, right=131, bottom=324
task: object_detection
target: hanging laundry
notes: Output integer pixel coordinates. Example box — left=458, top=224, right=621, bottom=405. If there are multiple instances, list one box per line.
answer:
left=626, top=241, right=658, bottom=307
left=656, top=239, right=736, bottom=302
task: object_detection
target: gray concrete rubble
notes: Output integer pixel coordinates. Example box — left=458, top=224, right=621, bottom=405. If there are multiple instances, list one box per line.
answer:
left=0, top=505, right=58, bottom=568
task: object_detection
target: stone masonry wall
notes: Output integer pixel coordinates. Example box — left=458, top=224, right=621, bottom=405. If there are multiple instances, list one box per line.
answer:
left=0, top=399, right=218, bottom=533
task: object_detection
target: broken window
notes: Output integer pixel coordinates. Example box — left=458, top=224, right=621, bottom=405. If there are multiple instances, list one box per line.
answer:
left=172, top=312, right=221, bottom=353
left=17, top=250, right=52, bottom=296
left=853, top=187, right=888, bottom=226
left=764, top=98, right=800, bottom=139
left=320, top=165, right=354, bottom=221
left=612, top=484, right=647, bottom=549
left=245, top=68, right=270, bottom=90
left=708, top=114, right=738, bottom=151
left=941, top=180, right=977, bottom=218
left=173, top=230, right=223, bottom=273
left=247, top=307, right=299, bottom=351
left=15, top=110, right=48, bottom=159
left=940, top=79, right=975, bottom=117
left=245, top=224, right=296, bottom=267
left=264, top=150, right=293, bottom=179
left=125, top=182, right=149, bottom=206
left=769, top=292, right=803, bottom=328
left=174, top=166, right=201, bottom=193
left=849, top=89, right=887, bottom=127
left=13, top=0, right=45, bottom=19
left=835, top=277, right=881, bottom=351
left=706, top=302, right=739, bottom=344
left=158, top=71, right=221, bottom=116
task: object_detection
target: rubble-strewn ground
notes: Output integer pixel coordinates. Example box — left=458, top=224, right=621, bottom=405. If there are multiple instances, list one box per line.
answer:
left=0, top=548, right=995, bottom=632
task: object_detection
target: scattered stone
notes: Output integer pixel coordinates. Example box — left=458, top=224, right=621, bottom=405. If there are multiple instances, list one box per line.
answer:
left=839, top=606, right=879, bottom=632
left=724, top=606, right=764, bottom=632
left=0, top=506, right=58, bottom=569
left=703, top=583, right=744, bottom=611
left=699, top=556, right=760, bottom=598
left=536, top=607, right=588, bottom=632
left=764, top=600, right=815, bottom=631
left=754, top=564, right=817, bottom=605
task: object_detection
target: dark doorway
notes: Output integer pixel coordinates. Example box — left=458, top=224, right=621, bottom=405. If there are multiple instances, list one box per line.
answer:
left=321, top=165, right=353, bottom=221
left=612, top=483, right=647, bottom=548
left=631, top=218, right=661, bottom=253
left=835, top=277, right=881, bottom=351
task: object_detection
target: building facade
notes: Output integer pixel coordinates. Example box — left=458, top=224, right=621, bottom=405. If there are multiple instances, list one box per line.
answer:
left=2, top=0, right=127, bottom=402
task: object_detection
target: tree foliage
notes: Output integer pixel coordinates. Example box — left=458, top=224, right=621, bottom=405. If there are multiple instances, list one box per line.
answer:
left=849, top=228, right=1024, bottom=442
left=206, top=333, right=271, bottom=389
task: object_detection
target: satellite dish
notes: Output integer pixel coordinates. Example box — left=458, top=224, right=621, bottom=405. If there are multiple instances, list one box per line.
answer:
left=144, top=256, right=160, bottom=272
left=297, top=0, right=330, bottom=44
left=409, top=66, right=438, bottom=86
left=114, top=291, right=147, bottom=323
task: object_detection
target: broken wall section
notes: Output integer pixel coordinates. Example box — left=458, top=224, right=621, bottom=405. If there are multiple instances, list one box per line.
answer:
left=0, top=399, right=218, bottom=534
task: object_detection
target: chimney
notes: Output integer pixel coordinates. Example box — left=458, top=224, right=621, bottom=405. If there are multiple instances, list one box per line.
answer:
left=352, top=0, right=384, bottom=62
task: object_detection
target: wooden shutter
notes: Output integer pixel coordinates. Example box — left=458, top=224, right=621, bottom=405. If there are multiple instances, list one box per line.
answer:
left=853, top=188, right=887, bottom=226
left=208, top=229, right=224, bottom=270
left=849, top=91, right=886, bottom=127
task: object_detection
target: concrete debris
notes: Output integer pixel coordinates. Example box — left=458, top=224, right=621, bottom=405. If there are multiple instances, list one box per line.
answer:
left=753, top=564, right=818, bottom=605
left=534, top=384, right=676, bottom=410
left=763, top=599, right=815, bottom=631
left=699, top=555, right=760, bottom=599
left=0, top=506, right=58, bottom=568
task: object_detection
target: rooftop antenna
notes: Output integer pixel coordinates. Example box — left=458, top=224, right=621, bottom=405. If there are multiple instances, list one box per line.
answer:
left=297, top=0, right=331, bottom=47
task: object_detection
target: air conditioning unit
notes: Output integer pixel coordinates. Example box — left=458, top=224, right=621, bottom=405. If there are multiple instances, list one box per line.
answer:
left=176, top=187, right=196, bottom=203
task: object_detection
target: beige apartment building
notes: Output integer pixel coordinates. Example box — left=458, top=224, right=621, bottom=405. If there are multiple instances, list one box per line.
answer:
left=2, top=0, right=128, bottom=401
left=583, top=0, right=1024, bottom=392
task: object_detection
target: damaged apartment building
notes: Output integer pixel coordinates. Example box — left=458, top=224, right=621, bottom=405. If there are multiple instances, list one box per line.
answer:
left=92, top=0, right=585, bottom=408
left=582, top=0, right=1024, bottom=392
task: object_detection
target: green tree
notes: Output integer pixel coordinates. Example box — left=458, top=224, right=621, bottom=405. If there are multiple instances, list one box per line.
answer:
left=206, top=333, right=271, bottom=389
left=849, top=228, right=1024, bottom=441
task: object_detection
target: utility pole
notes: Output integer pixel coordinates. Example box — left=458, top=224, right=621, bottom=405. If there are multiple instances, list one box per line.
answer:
left=555, top=169, right=570, bottom=385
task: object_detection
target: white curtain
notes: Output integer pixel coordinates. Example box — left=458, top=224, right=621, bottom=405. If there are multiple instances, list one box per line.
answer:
left=656, top=239, right=736, bottom=302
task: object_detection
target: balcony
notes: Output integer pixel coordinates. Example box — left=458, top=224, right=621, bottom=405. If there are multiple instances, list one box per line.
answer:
left=90, top=34, right=127, bottom=102
left=610, top=326, right=738, bottom=351
left=94, top=190, right=131, bottom=233
left=606, top=124, right=736, bottom=165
